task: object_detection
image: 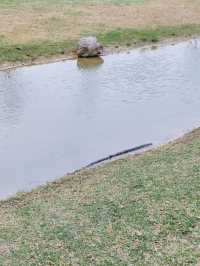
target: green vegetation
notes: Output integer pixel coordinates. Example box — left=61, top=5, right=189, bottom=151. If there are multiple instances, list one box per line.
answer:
left=0, top=0, right=200, bottom=66
left=0, top=129, right=199, bottom=265
left=1, top=24, right=200, bottom=65
left=0, top=39, right=75, bottom=64
left=98, top=24, right=200, bottom=44
left=0, top=1, right=199, bottom=264
left=0, top=0, right=147, bottom=8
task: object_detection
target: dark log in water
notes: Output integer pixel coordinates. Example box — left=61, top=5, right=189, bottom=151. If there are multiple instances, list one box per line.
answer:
left=86, top=143, right=153, bottom=168
left=1, top=39, right=200, bottom=199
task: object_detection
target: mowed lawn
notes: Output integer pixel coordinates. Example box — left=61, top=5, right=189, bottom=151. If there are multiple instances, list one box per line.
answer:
left=1, top=0, right=200, bottom=65
left=0, top=1, right=200, bottom=265
left=1, top=0, right=200, bottom=43
left=0, top=129, right=199, bottom=265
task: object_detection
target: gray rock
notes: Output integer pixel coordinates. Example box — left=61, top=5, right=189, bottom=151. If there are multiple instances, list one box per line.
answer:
left=77, top=36, right=103, bottom=58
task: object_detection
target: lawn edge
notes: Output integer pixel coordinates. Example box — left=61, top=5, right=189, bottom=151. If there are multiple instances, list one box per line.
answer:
left=0, top=127, right=199, bottom=208
left=0, top=24, right=200, bottom=71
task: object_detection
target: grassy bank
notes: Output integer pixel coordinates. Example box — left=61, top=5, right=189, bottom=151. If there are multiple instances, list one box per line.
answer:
left=1, top=24, right=200, bottom=65
left=0, top=129, right=199, bottom=265
left=1, top=0, right=200, bottom=66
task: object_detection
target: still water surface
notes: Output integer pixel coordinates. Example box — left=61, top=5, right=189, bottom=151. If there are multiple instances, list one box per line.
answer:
left=0, top=40, right=200, bottom=199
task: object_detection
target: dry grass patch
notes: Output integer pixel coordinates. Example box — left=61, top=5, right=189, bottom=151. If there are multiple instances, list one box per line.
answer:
left=1, top=0, right=200, bottom=43
left=1, top=0, right=200, bottom=66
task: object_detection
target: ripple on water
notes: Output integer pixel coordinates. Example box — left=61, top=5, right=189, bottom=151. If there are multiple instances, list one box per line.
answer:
left=0, top=39, right=200, bottom=199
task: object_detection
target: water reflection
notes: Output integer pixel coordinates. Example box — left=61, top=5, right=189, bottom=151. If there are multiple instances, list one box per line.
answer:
left=0, top=69, right=26, bottom=132
left=77, top=57, right=104, bottom=70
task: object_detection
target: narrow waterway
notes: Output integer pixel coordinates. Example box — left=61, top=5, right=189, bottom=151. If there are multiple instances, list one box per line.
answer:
left=0, top=39, right=200, bottom=199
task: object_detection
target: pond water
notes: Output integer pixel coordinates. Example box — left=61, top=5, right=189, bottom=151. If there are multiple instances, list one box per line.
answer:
left=0, top=39, right=200, bottom=199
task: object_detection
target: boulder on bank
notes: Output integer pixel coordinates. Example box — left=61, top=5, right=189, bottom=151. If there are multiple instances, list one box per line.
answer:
left=77, top=36, right=103, bottom=58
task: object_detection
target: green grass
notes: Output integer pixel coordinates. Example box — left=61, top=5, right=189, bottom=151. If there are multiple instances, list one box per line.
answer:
left=0, top=129, right=199, bottom=265
left=1, top=24, right=200, bottom=65
left=0, top=0, right=148, bottom=8
left=0, top=39, right=76, bottom=63
left=98, top=25, right=200, bottom=44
